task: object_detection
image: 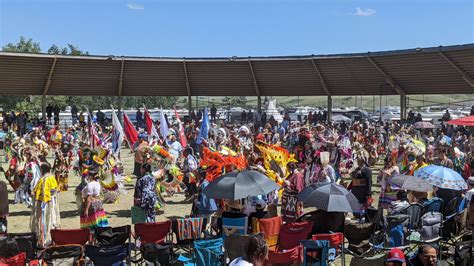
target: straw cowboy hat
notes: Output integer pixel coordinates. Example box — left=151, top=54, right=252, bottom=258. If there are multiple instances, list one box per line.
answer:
left=226, top=200, right=244, bottom=210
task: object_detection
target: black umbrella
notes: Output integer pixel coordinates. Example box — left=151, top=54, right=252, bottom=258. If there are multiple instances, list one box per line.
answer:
left=202, top=170, right=280, bottom=200
left=298, top=182, right=361, bottom=212
left=390, top=174, right=433, bottom=192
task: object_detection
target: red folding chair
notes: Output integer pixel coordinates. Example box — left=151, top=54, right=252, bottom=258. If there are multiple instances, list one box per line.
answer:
left=279, top=221, right=313, bottom=250
left=312, top=232, right=345, bottom=265
left=133, top=220, right=172, bottom=264
left=0, top=252, right=26, bottom=266
left=267, top=221, right=312, bottom=265
left=51, top=228, right=91, bottom=246
left=257, top=216, right=282, bottom=251
left=134, top=220, right=172, bottom=245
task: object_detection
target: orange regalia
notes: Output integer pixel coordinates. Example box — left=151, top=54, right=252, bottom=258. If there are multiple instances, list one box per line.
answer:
left=199, top=147, right=247, bottom=182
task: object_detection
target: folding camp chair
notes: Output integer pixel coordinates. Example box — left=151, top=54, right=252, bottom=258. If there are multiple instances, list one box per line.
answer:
left=313, top=232, right=345, bottom=265
left=443, top=197, right=460, bottom=221
left=423, top=197, right=443, bottom=214
left=133, top=220, right=172, bottom=265
left=300, top=239, right=330, bottom=266
left=297, top=210, right=345, bottom=235
left=51, top=228, right=91, bottom=246
left=85, top=244, right=130, bottom=266
left=89, top=225, right=132, bottom=265
left=221, top=217, right=247, bottom=242
left=0, top=252, right=26, bottom=266
left=177, top=238, right=224, bottom=266
left=224, top=234, right=250, bottom=264
left=94, top=225, right=131, bottom=247
left=399, top=203, right=423, bottom=233
left=256, top=216, right=282, bottom=250
left=43, top=244, right=84, bottom=266
left=266, top=221, right=312, bottom=265
left=442, top=197, right=462, bottom=240
left=134, top=220, right=171, bottom=246
left=172, top=217, right=207, bottom=254
left=279, top=221, right=312, bottom=250
left=344, top=221, right=381, bottom=257
left=454, top=239, right=474, bottom=266
left=8, top=233, right=39, bottom=264
left=385, top=214, right=410, bottom=248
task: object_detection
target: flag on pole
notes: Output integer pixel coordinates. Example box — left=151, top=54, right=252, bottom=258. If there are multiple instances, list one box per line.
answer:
left=174, top=107, right=187, bottom=147
left=159, top=108, right=169, bottom=141
left=144, top=106, right=159, bottom=142
left=196, top=108, right=209, bottom=144
left=111, top=106, right=124, bottom=156
left=84, top=107, right=98, bottom=148
left=123, top=112, right=139, bottom=148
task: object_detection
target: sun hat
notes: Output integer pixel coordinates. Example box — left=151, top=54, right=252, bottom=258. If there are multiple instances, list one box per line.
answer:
left=226, top=200, right=244, bottom=210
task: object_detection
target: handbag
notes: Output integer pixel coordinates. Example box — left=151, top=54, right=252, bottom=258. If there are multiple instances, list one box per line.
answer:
left=131, top=206, right=146, bottom=224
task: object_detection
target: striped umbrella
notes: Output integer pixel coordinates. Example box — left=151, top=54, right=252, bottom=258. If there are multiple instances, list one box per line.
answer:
left=298, top=182, right=361, bottom=212
left=414, top=165, right=467, bottom=191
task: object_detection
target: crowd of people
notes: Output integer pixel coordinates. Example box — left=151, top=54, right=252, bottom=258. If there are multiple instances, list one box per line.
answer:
left=1, top=104, right=473, bottom=265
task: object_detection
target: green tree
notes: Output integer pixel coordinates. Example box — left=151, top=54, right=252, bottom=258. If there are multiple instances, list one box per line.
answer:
left=2, top=36, right=41, bottom=53
left=47, top=44, right=89, bottom=56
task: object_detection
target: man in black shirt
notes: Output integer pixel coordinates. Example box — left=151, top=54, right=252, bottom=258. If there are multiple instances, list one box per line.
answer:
left=210, top=105, right=217, bottom=123
left=46, top=104, right=53, bottom=124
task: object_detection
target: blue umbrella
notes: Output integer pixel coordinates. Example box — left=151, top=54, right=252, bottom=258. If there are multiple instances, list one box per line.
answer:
left=414, top=165, right=467, bottom=191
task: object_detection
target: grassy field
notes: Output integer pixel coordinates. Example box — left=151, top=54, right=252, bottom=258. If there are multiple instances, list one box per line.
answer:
left=177, top=94, right=474, bottom=111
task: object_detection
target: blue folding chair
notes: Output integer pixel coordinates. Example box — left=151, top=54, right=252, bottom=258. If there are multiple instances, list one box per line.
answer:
left=178, top=238, right=224, bottom=266
left=85, top=244, right=130, bottom=266
left=221, top=217, right=247, bottom=241
left=300, top=239, right=330, bottom=266
left=423, top=198, right=443, bottom=214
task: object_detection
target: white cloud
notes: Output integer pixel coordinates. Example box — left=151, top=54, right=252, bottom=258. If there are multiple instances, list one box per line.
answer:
left=127, top=3, right=144, bottom=10
left=355, top=7, right=376, bottom=17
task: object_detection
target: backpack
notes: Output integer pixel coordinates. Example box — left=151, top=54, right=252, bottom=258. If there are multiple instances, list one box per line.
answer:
left=419, top=212, right=442, bottom=241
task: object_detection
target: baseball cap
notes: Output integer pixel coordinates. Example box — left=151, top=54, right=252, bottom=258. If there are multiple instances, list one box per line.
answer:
left=386, top=248, right=406, bottom=263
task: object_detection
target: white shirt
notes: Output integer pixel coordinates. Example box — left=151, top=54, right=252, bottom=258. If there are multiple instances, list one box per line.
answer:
left=230, top=257, right=253, bottom=266
left=82, top=180, right=101, bottom=198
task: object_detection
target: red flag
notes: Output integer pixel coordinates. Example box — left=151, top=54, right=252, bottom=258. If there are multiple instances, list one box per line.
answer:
left=144, top=108, right=159, bottom=139
left=174, top=107, right=187, bottom=147
left=123, top=112, right=139, bottom=147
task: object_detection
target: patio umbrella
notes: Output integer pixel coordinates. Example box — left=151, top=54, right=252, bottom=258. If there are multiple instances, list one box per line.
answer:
left=298, top=182, right=361, bottom=212
left=414, top=165, right=468, bottom=191
left=390, top=174, right=433, bottom=192
left=448, top=115, right=474, bottom=126
left=413, top=121, right=435, bottom=129
left=202, top=170, right=280, bottom=200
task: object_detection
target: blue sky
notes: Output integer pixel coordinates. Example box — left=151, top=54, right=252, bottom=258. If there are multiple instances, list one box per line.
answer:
left=0, top=0, right=473, bottom=57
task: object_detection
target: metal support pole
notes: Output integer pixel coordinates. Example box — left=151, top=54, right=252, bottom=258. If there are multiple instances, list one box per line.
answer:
left=188, top=95, right=192, bottom=115
left=400, top=94, right=407, bottom=121
left=183, top=59, right=193, bottom=115
left=257, top=95, right=262, bottom=113
left=41, top=95, right=47, bottom=122
left=327, top=96, right=333, bottom=122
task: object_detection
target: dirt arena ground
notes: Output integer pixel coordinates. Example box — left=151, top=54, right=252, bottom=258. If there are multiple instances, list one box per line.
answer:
left=4, top=149, right=194, bottom=233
